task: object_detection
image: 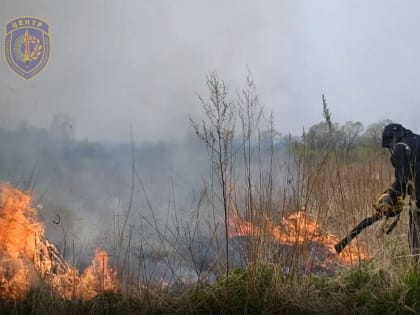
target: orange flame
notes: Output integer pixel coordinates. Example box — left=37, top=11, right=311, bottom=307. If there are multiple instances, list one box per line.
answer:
left=0, top=183, right=118, bottom=300
left=229, top=209, right=368, bottom=266
left=77, top=249, right=118, bottom=299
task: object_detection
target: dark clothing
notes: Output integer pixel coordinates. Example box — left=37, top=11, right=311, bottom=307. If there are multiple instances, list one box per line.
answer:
left=390, top=131, right=420, bottom=206
left=389, top=130, right=420, bottom=261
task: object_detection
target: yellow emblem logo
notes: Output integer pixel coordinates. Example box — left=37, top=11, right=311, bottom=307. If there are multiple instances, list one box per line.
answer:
left=4, top=17, right=50, bottom=79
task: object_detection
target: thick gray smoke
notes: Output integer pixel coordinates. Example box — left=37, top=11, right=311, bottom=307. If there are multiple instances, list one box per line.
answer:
left=0, top=122, right=210, bottom=267
left=3, top=1, right=420, bottom=142
left=2, top=0, right=420, bottom=282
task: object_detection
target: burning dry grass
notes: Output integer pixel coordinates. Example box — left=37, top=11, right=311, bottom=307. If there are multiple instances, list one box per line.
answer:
left=0, top=153, right=415, bottom=314
left=0, top=183, right=118, bottom=301
left=228, top=208, right=368, bottom=272
left=0, top=184, right=42, bottom=300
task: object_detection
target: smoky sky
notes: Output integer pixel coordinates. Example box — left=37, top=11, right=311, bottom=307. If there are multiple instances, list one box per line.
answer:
left=1, top=1, right=420, bottom=142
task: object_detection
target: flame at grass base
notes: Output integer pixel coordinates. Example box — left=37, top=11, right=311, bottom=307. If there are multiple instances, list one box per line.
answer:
left=0, top=183, right=118, bottom=300
left=52, top=248, right=119, bottom=300
left=229, top=209, right=369, bottom=268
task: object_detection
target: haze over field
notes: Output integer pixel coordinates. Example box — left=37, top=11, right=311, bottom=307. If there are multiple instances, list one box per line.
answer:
left=1, top=1, right=420, bottom=142
left=0, top=0, right=417, bottom=271
left=2, top=3, right=420, bottom=312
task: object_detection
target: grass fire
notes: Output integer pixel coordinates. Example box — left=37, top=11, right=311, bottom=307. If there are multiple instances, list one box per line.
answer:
left=228, top=208, right=368, bottom=271
left=0, top=183, right=118, bottom=301
left=0, top=77, right=419, bottom=315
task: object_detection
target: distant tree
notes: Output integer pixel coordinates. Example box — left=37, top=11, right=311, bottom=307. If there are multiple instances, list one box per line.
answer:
left=50, top=113, right=75, bottom=140
left=17, top=120, right=29, bottom=130
left=363, top=119, right=393, bottom=147
left=305, top=121, right=336, bottom=150
left=338, top=121, right=364, bottom=154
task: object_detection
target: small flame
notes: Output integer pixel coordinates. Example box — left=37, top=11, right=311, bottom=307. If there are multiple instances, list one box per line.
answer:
left=229, top=209, right=368, bottom=266
left=0, top=183, right=118, bottom=300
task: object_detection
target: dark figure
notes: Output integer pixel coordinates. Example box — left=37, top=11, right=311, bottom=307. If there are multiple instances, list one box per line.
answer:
left=382, top=123, right=420, bottom=262
left=335, top=123, right=418, bottom=254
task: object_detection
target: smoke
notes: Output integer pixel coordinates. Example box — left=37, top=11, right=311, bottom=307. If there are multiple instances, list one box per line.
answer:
left=0, top=0, right=294, bottom=142
left=0, top=121, right=210, bottom=267
left=3, top=1, right=420, bottom=140
left=2, top=0, right=420, bottom=290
